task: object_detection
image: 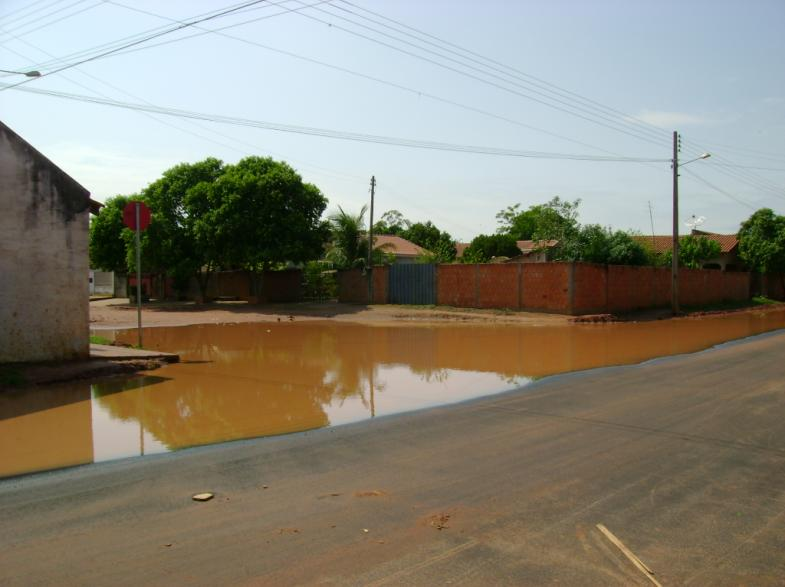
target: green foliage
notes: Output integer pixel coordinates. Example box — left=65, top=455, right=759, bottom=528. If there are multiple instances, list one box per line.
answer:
left=557, top=225, right=648, bottom=265
left=373, top=209, right=409, bottom=236
left=462, top=234, right=521, bottom=263
left=89, top=195, right=133, bottom=272
left=738, top=208, right=785, bottom=274
left=303, top=261, right=337, bottom=300
left=402, top=221, right=456, bottom=263
left=678, top=235, right=722, bottom=269
left=496, top=197, right=581, bottom=242
left=327, top=205, right=368, bottom=269
left=89, top=335, right=113, bottom=345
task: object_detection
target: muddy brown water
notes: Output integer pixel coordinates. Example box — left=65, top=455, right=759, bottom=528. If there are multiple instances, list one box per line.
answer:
left=2, top=309, right=784, bottom=479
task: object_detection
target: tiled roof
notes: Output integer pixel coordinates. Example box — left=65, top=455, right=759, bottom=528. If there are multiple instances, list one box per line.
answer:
left=455, top=242, right=470, bottom=258
left=516, top=239, right=559, bottom=253
left=373, top=234, right=430, bottom=257
left=633, top=232, right=738, bottom=254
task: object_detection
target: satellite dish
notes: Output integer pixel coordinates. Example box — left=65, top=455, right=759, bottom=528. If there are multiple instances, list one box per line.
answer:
left=685, top=215, right=706, bottom=230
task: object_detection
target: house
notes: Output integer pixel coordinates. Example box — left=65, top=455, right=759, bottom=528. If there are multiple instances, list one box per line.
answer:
left=635, top=230, right=742, bottom=271
left=0, top=120, right=98, bottom=362
left=508, top=239, right=560, bottom=263
left=373, top=234, right=431, bottom=264
left=454, top=239, right=559, bottom=262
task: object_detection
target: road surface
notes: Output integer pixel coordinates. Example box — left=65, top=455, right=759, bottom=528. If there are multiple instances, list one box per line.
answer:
left=1, top=330, right=784, bottom=585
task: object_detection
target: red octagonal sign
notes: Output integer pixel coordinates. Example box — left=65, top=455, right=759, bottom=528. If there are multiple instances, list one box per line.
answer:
left=123, top=201, right=151, bottom=231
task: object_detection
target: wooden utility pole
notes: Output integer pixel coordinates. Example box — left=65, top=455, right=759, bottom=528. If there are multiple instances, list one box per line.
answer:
left=367, top=175, right=376, bottom=303
left=671, top=131, right=680, bottom=315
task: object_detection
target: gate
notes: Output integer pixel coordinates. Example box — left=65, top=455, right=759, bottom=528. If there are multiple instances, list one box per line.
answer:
left=388, top=263, right=436, bottom=305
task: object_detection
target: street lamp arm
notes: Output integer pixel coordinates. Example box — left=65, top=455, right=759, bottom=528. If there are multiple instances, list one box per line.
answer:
left=0, top=68, right=41, bottom=77
left=678, top=153, right=711, bottom=168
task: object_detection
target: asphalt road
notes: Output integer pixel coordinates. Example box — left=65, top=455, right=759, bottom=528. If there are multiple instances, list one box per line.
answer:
left=2, top=331, right=784, bottom=586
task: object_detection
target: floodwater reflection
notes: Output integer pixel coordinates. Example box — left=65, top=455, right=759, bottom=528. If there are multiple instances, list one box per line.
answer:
left=2, top=309, right=784, bottom=478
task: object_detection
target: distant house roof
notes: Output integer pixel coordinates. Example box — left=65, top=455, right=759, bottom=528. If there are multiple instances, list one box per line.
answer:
left=516, top=239, right=559, bottom=253
left=89, top=199, right=103, bottom=215
left=373, top=234, right=430, bottom=258
left=634, top=231, right=738, bottom=254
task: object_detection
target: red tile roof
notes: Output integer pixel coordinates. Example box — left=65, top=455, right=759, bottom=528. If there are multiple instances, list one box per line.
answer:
left=516, top=239, right=559, bottom=253
left=373, top=235, right=430, bottom=257
left=633, top=232, right=738, bottom=254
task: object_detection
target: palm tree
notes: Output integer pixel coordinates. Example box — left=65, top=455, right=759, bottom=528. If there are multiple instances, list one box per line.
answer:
left=326, top=205, right=369, bottom=269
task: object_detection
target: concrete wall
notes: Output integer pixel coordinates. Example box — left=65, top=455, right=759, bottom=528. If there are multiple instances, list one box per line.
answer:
left=0, top=122, right=91, bottom=362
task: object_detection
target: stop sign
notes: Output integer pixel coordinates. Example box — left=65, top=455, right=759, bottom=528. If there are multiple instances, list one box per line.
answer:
left=123, top=201, right=151, bottom=231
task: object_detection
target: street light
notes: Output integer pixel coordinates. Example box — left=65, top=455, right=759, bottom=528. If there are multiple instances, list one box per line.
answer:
left=671, top=130, right=711, bottom=314
left=0, top=68, right=41, bottom=77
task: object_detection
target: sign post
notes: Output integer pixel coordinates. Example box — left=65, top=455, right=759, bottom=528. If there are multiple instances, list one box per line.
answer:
left=123, top=201, right=151, bottom=348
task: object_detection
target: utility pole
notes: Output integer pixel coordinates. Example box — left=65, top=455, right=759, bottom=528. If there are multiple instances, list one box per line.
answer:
left=648, top=200, right=656, bottom=252
left=367, top=175, right=376, bottom=303
left=671, top=131, right=680, bottom=315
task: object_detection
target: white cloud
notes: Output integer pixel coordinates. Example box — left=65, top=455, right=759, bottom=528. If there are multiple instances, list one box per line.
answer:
left=631, top=110, right=714, bottom=128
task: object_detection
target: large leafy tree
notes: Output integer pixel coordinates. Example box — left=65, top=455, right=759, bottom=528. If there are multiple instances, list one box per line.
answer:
left=373, top=209, right=409, bottom=236
left=137, top=157, right=225, bottom=297
left=89, top=194, right=133, bottom=272
left=402, top=221, right=456, bottom=263
left=738, top=208, right=785, bottom=274
left=559, top=225, right=648, bottom=266
left=676, top=235, right=722, bottom=269
left=205, top=156, right=329, bottom=297
left=496, top=197, right=581, bottom=242
left=462, top=234, right=520, bottom=263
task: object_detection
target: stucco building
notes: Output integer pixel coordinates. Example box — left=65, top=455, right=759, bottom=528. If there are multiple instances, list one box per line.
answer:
left=0, top=121, right=96, bottom=362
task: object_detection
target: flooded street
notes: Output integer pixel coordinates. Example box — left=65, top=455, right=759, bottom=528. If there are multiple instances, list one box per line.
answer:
left=2, top=309, right=784, bottom=478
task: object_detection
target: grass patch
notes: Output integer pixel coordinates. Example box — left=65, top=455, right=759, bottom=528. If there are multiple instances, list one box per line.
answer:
left=89, top=335, right=113, bottom=345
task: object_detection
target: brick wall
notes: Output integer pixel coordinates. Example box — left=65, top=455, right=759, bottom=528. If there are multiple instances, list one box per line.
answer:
left=337, top=267, right=389, bottom=304
left=477, top=264, right=520, bottom=308
left=337, top=261, right=757, bottom=314
left=521, top=263, right=570, bottom=312
left=184, top=270, right=302, bottom=303
left=436, top=264, right=477, bottom=308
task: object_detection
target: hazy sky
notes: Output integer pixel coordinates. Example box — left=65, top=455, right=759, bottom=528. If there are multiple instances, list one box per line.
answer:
left=2, top=0, right=784, bottom=241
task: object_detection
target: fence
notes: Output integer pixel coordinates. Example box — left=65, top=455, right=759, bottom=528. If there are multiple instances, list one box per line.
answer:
left=338, top=262, right=756, bottom=315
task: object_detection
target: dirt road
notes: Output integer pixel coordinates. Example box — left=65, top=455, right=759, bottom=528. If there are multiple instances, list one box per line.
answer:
left=90, top=297, right=571, bottom=329
left=2, top=330, right=784, bottom=585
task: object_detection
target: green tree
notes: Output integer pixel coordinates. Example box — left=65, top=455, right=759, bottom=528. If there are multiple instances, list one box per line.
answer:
left=677, top=235, right=722, bottom=269
left=137, top=157, right=225, bottom=298
left=89, top=194, right=133, bottom=272
left=558, top=225, right=648, bottom=266
left=738, top=208, right=785, bottom=275
left=402, top=221, right=456, bottom=263
left=495, top=203, right=538, bottom=240
left=496, top=197, right=581, bottom=243
left=206, top=156, right=329, bottom=298
left=462, top=234, right=520, bottom=263
left=373, top=209, right=410, bottom=236
left=327, top=205, right=369, bottom=269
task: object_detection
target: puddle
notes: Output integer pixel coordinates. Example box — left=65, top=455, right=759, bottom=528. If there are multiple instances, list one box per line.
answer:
left=2, top=309, right=784, bottom=478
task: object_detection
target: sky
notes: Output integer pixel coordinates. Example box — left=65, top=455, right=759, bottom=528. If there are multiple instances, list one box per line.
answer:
left=2, top=0, right=784, bottom=242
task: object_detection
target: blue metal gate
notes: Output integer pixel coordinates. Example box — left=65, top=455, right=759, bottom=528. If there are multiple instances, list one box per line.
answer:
left=389, top=263, right=436, bottom=305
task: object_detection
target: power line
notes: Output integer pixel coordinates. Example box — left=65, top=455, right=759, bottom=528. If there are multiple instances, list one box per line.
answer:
left=0, top=0, right=276, bottom=91
left=102, top=0, right=667, bottom=166
left=286, top=1, right=673, bottom=150
left=681, top=168, right=758, bottom=211
left=1, top=82, right=669, bottom=162
left=332, top=0, right=673, bottom=147
left=0, top=0, right=107, bottom=45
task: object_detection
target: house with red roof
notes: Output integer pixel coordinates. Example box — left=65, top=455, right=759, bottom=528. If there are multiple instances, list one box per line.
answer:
left=635, top=230, right=742, bottom=271
left=373, top=234, right=431, bottom=264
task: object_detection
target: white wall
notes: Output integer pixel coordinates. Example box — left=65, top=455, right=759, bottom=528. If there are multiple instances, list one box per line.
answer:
left=0, top=123, right=90, bottom=362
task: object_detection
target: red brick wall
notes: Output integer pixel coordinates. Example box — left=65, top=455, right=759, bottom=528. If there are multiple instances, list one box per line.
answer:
left=679, top=269, right=749, bottom=306
left=437, top=264, right=477, bottom=308
left=372, top=266, right=389, bottom=304
left=337, top=267, right=389, bottom=304
left=607, top=265, right=659, bottom=312
left=477, top=264, right=520, bottom=309
left=572, top=264, right=607, bottom=314
left=263, top=270, right=303, bottom=302
left=521, top=263, right=570, bottom=312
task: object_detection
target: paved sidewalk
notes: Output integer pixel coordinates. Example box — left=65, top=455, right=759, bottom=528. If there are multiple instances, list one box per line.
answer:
left=90, top=343, right=179, bottom=362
